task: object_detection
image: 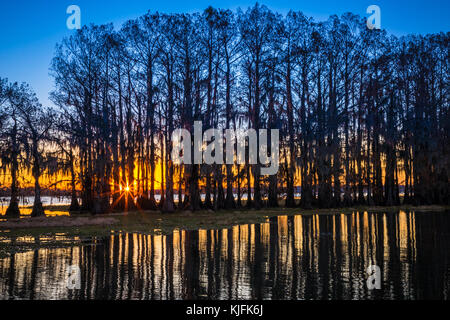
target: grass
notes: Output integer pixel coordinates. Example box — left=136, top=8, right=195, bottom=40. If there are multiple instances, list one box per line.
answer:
left=0, top=203, right=448, bottom=258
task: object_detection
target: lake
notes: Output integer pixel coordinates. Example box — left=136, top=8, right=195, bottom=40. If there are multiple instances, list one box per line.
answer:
left=0, top=210, right=449, bottom=300
left=0, top=196, right=71, bottom=217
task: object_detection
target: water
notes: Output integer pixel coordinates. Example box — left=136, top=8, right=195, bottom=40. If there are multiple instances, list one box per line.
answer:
left=0, top=210, right=449, bottom=300
left=0, top=196, right=72, bottom=217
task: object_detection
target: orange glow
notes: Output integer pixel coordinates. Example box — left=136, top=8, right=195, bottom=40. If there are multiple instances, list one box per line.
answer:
left=1, top=144, right=409, bottom=197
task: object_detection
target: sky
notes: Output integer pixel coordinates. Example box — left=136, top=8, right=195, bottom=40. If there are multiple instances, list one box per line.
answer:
left=0, top=0, right=449, bottom=108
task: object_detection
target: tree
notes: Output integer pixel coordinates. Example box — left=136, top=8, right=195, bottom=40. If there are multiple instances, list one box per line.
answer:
left=12, top=84, right=54, bottom=217
left=2, top=81, right=21, bottom=217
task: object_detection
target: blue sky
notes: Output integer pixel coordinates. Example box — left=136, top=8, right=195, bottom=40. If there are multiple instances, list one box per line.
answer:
left=0, top=0, right=449, bottom=108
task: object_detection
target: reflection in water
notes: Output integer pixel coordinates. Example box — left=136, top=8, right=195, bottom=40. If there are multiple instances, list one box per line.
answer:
left=0, top=211, right=449, bottom=300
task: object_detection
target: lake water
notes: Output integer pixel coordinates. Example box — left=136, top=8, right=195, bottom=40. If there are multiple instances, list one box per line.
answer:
left=0, top=210, right=449, bottom=300
left=0, top=196, right=71, bottom=217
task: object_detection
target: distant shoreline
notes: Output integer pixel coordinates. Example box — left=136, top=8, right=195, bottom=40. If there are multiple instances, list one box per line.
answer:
left=1, top=204, right=448, bottom=230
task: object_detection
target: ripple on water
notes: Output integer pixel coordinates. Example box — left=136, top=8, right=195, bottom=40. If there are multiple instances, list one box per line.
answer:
left=0, top=210, right=449, bottom=300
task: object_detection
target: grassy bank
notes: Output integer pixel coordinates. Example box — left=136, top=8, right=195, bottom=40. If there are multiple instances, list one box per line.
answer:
left=0, top=204, right=448, bottom=258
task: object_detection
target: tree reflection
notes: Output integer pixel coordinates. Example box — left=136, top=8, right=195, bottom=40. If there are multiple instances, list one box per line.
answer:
left=0, top=211, right=448, bottom=300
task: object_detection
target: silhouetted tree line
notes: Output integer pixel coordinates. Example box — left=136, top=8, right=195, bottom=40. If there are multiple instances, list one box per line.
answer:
left=0, top=4, right=448, bottom=216
left=0, top=80, right=54, bottom=216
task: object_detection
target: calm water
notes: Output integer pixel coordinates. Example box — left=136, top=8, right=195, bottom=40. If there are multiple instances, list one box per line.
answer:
left=0, top=196, right=71, bottom=217
left=0, top=211, right=449, bottom=300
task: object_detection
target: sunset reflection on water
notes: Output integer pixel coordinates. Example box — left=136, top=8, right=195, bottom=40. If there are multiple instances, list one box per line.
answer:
left=0, top=211, right=449, bottom=300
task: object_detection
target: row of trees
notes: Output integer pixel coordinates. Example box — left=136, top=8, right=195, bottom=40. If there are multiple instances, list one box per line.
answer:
left=0, top=4, right=448, bottom=216
left=0, top=81, right=54, bottom=216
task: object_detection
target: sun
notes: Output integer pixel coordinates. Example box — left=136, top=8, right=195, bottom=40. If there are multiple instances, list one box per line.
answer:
left=125, top=186, right=130, bottom=192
